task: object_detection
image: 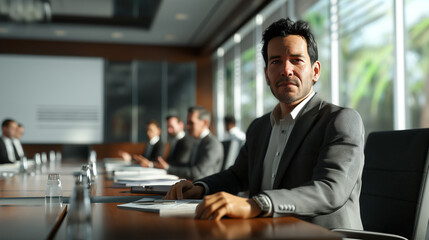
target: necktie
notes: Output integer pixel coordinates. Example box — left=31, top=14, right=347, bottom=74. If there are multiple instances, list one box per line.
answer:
left=12, top=143, right=20, bottom=161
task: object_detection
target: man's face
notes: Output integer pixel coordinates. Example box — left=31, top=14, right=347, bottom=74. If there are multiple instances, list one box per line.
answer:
left=15, top=126, right=24, bottom=139
left=264, top=35, right=320, bottom=104
left=187, top=111, right=206, bottom=139
left=146, top=123, right=161, bottom=140
left=3, top=121, right=18, bottom=138
left=166, top=117, right=183, bottom=137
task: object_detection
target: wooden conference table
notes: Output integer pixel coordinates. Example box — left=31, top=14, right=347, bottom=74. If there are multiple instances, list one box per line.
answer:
left=0, top=160, right=342, bottom=240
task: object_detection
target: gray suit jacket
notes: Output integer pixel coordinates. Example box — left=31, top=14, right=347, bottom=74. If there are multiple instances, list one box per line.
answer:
left=167, top=135, right=195, bottom=167
left=199, top=95, right=365, bottom=230
left=168, top=133, right=223, bottom=181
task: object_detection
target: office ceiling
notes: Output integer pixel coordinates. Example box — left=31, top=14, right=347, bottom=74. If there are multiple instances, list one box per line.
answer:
left=0, top=0, right=269, bottom=51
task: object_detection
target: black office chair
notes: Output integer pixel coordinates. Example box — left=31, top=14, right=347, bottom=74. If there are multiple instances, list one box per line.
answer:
left=333, top=128, right=429, bottom=240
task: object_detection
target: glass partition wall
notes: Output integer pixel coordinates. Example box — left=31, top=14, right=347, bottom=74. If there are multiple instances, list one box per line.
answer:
left=105, top=61, right=196, bottom=143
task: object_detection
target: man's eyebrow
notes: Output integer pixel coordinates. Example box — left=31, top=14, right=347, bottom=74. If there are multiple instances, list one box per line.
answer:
left=290, top=54, right=305, bottom=58
left=268, top=55, right=281, bottom=61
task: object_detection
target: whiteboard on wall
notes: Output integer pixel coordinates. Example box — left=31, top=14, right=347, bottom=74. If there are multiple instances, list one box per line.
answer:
left=0, top=54, right=104, bottom=144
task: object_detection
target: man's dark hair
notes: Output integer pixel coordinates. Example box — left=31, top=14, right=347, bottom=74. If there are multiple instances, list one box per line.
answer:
left=188, top=106, right=211, bottom=123
left=166, top=115, right=181, bottom=122
left=262, top=18, right=318, bottom=66
left=147, top=119, right=161, bottom=129
left=2, top=119, right=15, bottom=128
left=224, top=115, right=236, bottom=125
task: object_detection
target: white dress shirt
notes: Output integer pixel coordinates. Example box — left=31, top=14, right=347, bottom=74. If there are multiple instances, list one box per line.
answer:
left=12, top=138, right=25, bottom=158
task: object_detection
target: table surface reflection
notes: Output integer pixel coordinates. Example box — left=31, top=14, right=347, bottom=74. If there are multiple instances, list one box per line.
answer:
left=0, top=161, right=342, bottom=240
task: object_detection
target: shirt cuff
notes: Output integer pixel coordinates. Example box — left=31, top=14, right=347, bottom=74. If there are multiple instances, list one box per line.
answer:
left=193, top=181, right=209, bottom=196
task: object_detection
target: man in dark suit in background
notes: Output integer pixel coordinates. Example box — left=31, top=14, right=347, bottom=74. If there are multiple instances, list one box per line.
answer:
left=137, top=115, right=195, bottom=167
left=0, top=119, right=20, bottom=164
left=12, top=123, right=25, bottom=159
left=147, top=106, right=223, bottom=181
left=119, top=120, right=165, bottom=164
left=165, top=18, right=365, bottom=231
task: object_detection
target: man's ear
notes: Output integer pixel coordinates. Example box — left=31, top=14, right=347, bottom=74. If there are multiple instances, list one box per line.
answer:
left=203, top=119, right=210, bottom=128
left=312, top=61, right=321, bottom=84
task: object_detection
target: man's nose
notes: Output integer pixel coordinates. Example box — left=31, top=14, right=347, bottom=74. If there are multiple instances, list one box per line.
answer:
left=281, top=61, right=293, bottom=77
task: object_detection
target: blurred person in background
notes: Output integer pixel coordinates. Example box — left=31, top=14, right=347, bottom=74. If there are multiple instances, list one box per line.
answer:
left=0, top=119, right=20, bottom=164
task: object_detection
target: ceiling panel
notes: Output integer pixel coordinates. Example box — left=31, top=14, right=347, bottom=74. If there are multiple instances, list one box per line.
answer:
left=0, top=0, right=268, bottom=51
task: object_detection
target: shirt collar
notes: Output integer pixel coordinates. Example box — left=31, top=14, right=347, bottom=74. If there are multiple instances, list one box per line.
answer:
left=2, top=136, right=11, bottom=141
left=199, top=128, right=210, bottom=139
left=149, top=135, right=160, bottom=145
left=176, top=131, right=185, bottom=140
left=270, top=91, right=315, bottom=126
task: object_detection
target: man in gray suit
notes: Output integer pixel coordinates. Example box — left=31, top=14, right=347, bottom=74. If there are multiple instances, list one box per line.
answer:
left=149, top=106, right=223, bottom=181
left=165, top=18, right=364, bottom=230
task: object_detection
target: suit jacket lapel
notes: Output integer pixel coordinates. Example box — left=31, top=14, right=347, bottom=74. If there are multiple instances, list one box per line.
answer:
left=273, top=95, right=323, bottom=189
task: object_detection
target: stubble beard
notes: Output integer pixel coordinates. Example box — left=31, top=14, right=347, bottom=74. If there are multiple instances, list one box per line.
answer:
left=269, top=77, right=302, bottom=104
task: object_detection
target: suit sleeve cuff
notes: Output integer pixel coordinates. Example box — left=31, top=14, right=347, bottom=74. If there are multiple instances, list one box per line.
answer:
left=193, top=181, right=209, bottom=195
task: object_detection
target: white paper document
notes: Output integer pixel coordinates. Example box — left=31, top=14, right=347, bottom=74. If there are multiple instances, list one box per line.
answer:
left=117, top=198, right=202, bottom=218
left=114, top=174, right=179, bottom=182
left=113, top=179, right=182, bottom=188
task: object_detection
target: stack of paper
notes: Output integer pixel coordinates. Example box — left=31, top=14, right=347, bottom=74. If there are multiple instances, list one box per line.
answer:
left=130, top=179, right=185, bottom=194
left=117, top=198, right=202, bottom=218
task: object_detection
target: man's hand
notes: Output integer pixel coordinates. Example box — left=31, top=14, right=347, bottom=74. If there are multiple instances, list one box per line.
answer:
left=118, top=150, right=131, bottom=162
left=153, top=156, right=169, bottom=169
left=133, top=154, right=150, bottom=167
left=195, top=192, right=261, bottom=220
left=164, top=180, right=204, bottom=200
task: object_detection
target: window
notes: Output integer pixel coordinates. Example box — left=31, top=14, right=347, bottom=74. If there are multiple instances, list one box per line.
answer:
left=240, top=33, right=257, bottom=131
left=406, top=0, right=429, bottom=128
left=213, top=0, right=429, bottom=135
left=300, top=0, right=331, bottom=101
left=338, top=0, right=395, bottom=134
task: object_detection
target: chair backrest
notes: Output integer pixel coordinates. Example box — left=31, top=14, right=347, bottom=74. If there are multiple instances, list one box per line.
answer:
left=361, top=128, right=429, bottom=240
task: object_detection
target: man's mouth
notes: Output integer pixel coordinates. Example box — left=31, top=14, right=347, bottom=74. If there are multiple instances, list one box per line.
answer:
left=276, top=79, right=298, bottom=88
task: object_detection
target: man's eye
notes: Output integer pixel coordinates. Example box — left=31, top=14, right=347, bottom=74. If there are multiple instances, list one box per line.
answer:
left=270, top=60, right=280, bottom=65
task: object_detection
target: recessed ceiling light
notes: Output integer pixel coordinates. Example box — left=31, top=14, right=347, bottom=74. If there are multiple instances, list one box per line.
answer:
left=111, top=32, right=123, bottom=39
left=54, top=30, right=67, bottom=36
left=165, top=34, right=176, bottom=41
left=234, top=34, right=241, bottom=43
left=175, top=13, right=188, bottom=20
left=256, top=14, right=263, bottom=25
left=217, top=48, right=224, bottom=57
left=0, top=27, right=8, bottom=34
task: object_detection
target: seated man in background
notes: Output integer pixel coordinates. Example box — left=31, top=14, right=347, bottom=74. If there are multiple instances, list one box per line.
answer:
left=0, top=119, right=20, bottom=164
left=119, top=120, right=165, bottom=164
left=165, top=18, right=365, bottom=231
left=224, top=115, right=246, bottom=144
left=137, top=115, right=195, bottom=167
left=142, top=106, right=223, bottom=181
left=12, top=123, right=25, bottom=159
